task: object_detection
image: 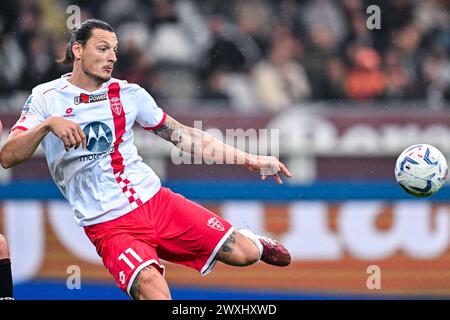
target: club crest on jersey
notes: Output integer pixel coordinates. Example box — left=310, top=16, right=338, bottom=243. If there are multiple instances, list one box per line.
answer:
left=74, top=93, right=107, bottom=105
left=207, top=217, right=225, bottom=231
left=109, top=97, right=123, bottom=116
left=83, top=121, right=113, bottom=153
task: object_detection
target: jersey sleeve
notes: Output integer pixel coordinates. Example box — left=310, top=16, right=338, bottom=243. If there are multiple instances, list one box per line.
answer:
left=11, top=89, right=48, bottom=132
left=133, top=86, right=166, bottom=131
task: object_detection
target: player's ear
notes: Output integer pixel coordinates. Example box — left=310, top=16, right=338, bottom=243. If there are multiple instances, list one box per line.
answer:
left=72, top=41, right=83, bottom=61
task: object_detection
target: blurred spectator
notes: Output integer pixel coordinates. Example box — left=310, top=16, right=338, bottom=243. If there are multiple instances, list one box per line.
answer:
left=114, top=22, right=164, bottom=101
left=0, top=0, right=20, bottom=34
left=302, top=22, right=341, bottom=99
left=234, top=0, right=271, bottom=63
left=345, top=12, right=374, bottom=49
left=140, top=0, right=210, bottom=67
left=0, top=33, right=26, bottom=94
left=414, top=0, right=450, bottom=35
left=380, top=0, right=414, bottom=32
left=20, top=33, right=60, bottom=91
left=391, top=24, right=422, bottom=78
left=100, top=0, right=150, bottom=27
left=203, top=15, right=247, bottom=73
left=173, top=0, right=211, bottom=62
left=345, top=46, right=385, bottom=100
left=15, top=0, right=44, bottom=49
left=383, top=49, right=416, bottom=99
left=68, top=0, right=103, bottom=18
left=252, top=30, right=311, bottom=112
left=150, top=0, right=178, bottom=29
left=0, top=0, right=449, bottom=110
left=301, top=0, right=348, bottom=47
left=199, top=69, right=232, bottom=107
left=322, top=58, right=348, bottom=100
left=422, top=50, right=450, bottom=108
left=115, top=32, right=152, bottom=87
left=221, top=73, right=257, bottom=112
left=148, top=0, right=197, bottom=64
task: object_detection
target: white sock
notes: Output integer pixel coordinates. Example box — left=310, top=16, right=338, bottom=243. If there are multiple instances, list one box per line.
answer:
left=239, top=229, right=263, bottom=260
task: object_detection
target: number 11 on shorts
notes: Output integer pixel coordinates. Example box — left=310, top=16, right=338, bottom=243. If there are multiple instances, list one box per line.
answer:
left=118, top=248, right=143, bottom=269
left=118, top=248, right=144, bottom=285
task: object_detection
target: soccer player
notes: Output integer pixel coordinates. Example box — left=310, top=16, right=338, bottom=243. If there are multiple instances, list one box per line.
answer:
left=0, top=120, right=14, bottom=300
left=0, top=19, right=292, bottom=300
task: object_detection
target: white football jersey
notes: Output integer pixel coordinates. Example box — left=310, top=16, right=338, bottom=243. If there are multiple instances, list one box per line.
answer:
left=12, top=73, right=166, bottom=226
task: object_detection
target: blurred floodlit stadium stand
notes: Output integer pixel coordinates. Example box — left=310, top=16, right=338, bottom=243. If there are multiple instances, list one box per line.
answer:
left=0, top=0, right=450, bottom=299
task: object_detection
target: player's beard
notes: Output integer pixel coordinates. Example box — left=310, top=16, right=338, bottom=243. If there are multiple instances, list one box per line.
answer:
left=82, top=62, right=111, bottom=84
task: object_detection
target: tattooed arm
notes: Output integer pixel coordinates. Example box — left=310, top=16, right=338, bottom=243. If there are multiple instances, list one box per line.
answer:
left=152, top=115, right=292, bottom=184
left=153, top=115, right=246, bottom=164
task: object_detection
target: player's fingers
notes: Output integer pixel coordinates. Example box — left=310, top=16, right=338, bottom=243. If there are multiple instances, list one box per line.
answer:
left=72, top=129, right=82, bottom=149
left=67, top=131, right=77, bottom=148
left=63, top=140, right=70, bottom=152
left=261, top=175, right=267, bottom=180
left=280, top=162, right=293, bottom=178
left=58, top=133, right=70, bottom=151
left=77, top=126, right=87, bottom=148
left=273, top=172, right=283, bottom=185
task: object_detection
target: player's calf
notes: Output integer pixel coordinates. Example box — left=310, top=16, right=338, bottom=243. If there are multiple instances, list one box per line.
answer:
left=130, top=265, right=171, bottom=300
left=215, top=230, right=261, bottom=266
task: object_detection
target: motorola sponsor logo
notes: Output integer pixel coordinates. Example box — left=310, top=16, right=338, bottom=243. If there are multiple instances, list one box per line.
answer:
left=80, top=121, right=114, bottom=162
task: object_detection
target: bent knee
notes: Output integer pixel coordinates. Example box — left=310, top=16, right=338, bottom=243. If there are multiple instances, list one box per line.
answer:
left=0, top=234, right=9, bottom=259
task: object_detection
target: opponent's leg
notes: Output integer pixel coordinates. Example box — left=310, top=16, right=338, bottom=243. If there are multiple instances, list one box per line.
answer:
left=130, top=265, right=171, bottom=300
left=0, top=234, right=13, bottom=300
left=215, top=229, right=291, bottom=267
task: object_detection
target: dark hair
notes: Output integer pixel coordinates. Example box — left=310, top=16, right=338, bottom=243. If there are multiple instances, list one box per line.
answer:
left=57, top=19, right=115, bottom=65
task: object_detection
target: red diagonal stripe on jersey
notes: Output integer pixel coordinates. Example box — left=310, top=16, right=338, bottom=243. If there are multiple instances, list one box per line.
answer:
left=107, top=82, right=126, bottom=176
left=107, top=82, right=142, bottom=209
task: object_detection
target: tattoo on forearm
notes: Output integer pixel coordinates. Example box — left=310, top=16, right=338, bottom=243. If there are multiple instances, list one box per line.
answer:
left=153, top=117, right=205, bottom=155
left=153, top=119, right=183, bottom=145
left=220, top=231, right=236, bottom=254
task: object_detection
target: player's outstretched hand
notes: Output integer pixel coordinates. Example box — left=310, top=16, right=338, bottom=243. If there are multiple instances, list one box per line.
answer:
left=245, top=155, right=292, bottom=184
left=47, top=116, right=87, bottom=152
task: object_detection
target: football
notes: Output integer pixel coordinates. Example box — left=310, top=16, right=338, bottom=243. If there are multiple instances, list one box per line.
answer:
left=395, top=144, right=448, bottom=197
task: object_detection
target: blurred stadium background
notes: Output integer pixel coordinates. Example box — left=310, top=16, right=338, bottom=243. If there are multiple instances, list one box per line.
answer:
left=1, top=0, right=450, bottom=300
